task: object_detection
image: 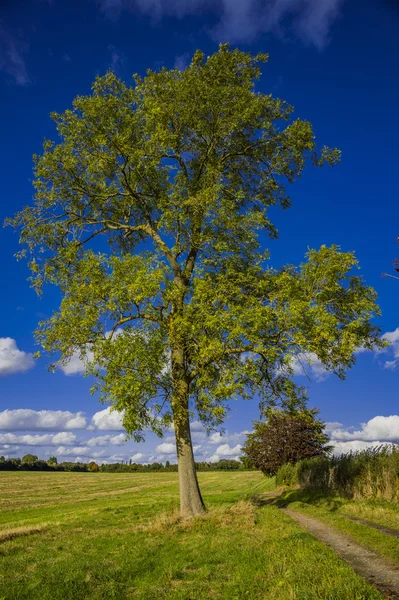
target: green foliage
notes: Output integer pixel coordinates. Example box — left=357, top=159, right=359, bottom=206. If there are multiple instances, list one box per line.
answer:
left=7, top=45, right=383, bottom=444
left=47, top=456, right=58, bottom=465
left=275, top=462, right=300, bottom=487
left=243, top=408, right=331, bottom=475
left=21, top=454, right=38, bottom=466
left=239, top=455, right=256, bottom=470
left=87, top=461, right=100, bottom=472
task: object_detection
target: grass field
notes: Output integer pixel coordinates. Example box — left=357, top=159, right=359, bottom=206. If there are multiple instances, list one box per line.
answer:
left=0, top=472, right=384, bottom=599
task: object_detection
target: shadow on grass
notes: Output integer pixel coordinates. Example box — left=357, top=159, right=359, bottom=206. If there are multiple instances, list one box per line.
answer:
left=250, top=488, right=345, bottom=513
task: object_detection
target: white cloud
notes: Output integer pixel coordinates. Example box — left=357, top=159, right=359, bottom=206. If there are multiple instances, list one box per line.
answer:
left=291, top=352, right=329, bottom=382
left=324, top=421, right=343, bottom=435
left=55, top=446, right=108, bottom=458
left=190, top=421, right=206, bottom=432
left=328, top=415, right=399, bottom=443
left=384, top=360, right=398, bottom=370
left=380, top=328, right=399, bottom=370
left=87, top=433, right=126, bottom=447
left=131, top=452, right=144, bottom=462
left=59, top=349, right=94, bottom=375
left=91, top=407, right=125, bottom=431
left=382, top=328, right=399, bottom=356
left=0, top=431, right=77, bottom=446
left=0, top=409, right=87, bottom=431
left=213, top=443, right=242, bottom=457
left=156, top=442, right=176, bottom=454
left=0, top=338, right=34, bottom=376
left=98, top=0, right=342, bottom=48
left=209, top=432, right=223, bottom=445
left=332, top=440, right=390, bottom=455
left=0, top=23, right=30, bottom=85
left=208, top=430, right=250, bottom=445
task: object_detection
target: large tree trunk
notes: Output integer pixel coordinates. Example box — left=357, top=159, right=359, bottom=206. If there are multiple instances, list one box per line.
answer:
left=174, top=405, right=205, bottom=518
left=172, top=341, right=205, bottom=518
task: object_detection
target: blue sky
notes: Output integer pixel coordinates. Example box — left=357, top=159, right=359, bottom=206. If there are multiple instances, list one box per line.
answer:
left=1, top=0, right=399, bottom=464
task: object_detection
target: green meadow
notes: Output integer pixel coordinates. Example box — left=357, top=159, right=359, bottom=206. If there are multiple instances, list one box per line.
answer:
left=0, top=471, right=383, bottom=599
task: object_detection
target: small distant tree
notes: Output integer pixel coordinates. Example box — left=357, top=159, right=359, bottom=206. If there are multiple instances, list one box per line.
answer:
left=165, top=460, right=170, bottom=468
left=239, top=455, right=255, bottom=471
left=242, top=409, right=331, bottom=475
left=47, top=456, right=58, bottom=466
left=21, top=454, right=38, bottom=467
left=88, top=461, right=100, bottom=472
left=215, top=459, right=240, bottom=470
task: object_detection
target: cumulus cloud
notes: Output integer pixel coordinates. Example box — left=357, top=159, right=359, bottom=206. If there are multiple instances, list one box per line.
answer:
left=0, top=431, right=77, bottom=446
left=0, top=338, right=34, bottom=376
left=325, top=415, right=399, bottom=455
left=216, top=443, right=242, bottom=456
left=210, top=443, right=242, bottom=462
left=209, top=430, right=250, bottom=445
left=156, top=442, right=176, bottom=454
left=131, top=452, right=144, bottom=462
left=0, top=409, right=87, bottom=431
left=381, top=327, right=399, bottom=370
left=87, top=433, right=126, bottom=446
left=190, top=420, right=206, bottom=432
left=0, top=23, right=30, bottom=85
left=328, top=415, right=399, bottom=443
left=91, top=407, right=124, bottom=431
left=59, top=349, right=94, bottom=375
left=332, top=440, right=391, bottom=455
left=55, top=446, right=108, bottom=458
left=97, top=0, right=343, bottom=48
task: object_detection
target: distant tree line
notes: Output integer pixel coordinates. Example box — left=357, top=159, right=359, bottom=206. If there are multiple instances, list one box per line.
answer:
left=0, top=454, right=248, bottom=473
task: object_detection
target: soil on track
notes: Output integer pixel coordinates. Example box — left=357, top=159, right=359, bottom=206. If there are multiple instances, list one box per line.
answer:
left=284, top=508, right=399, bottom=600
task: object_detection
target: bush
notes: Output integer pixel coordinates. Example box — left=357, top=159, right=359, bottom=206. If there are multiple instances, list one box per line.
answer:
left=275, top=462, right=300, bottom=487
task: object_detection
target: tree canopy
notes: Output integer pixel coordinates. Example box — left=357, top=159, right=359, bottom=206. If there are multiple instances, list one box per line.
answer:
left=8, top=45, right=383, bottom=515
left=242, top=408, right=331, bottom=475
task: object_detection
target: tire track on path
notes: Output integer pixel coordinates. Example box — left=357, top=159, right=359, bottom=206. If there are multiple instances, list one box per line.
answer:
left=283, top=507, right=399, bottom=599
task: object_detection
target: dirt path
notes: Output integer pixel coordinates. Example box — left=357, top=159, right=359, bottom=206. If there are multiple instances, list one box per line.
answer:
left=283, top=508, right=399, bottom=599
left=345, top=515, right=399, bottom=539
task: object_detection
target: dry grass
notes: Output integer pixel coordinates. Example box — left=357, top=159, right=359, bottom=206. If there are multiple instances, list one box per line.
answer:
left=0, top=523, right=51, bottom=543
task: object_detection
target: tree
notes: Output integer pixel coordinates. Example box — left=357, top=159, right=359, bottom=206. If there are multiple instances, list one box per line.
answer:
left=8, top=45, right=383, bottom=517
left=88, top=461, right=100, bottom=472
left=239, top=455, right=255, bottom=471
left=47, top=456, right=58, bottom=466
left=242, top=409, right=331, bottom=475
left=21, top=454, right=38, bottom=467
